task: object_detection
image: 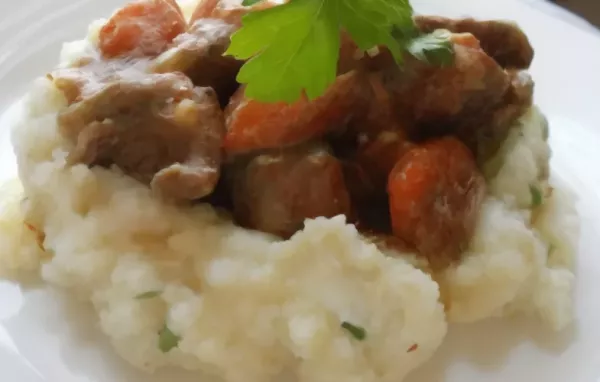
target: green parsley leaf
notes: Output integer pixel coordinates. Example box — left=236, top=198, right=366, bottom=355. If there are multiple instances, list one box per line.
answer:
left=341, top=321, right=367, bottom=341
left=158, top=323, right=181, bottom=353
left=242, top=0, right=263, bottom=6
left=337, top=0, right=413, bottom=61
left=226, top=0, right=416, bottom=103
left=530, top=185, right=543, bottom=208
left=406, top=29, right=455, bottom=67
left=226, top=0, right=340, bottom=103
left=135, top=290, right=162, bottom=300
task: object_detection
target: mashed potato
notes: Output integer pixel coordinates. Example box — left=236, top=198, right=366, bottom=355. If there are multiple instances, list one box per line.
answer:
left=2, top=76, right=447, bottom=381
left=0, top=3, right=579, bottom=381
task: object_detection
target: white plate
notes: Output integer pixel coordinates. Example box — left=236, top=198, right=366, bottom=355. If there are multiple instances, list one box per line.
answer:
left=1, top=0, right=600, bottom=381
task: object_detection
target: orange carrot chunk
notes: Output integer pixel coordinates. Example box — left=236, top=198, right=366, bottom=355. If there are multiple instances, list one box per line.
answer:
left=99, top=0, right=187, bottom=58
left=388, top=137, right=485, bottom=268
left=223, top=72, right=361, bottom=156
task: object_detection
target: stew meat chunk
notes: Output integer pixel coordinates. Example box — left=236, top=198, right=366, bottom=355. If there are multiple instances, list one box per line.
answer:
left=383, top=33, right=510, bottom=135
left=456, top=69, right=534, bottom=161
left=231, top=143, right=352, bottom=238
left=151, top=18, right=242, bottom=105
left=360, top=32, right=533, bottom=163
left=414, top=16, right=534, bottom=69
left=54, top=70, right=225, bottom=202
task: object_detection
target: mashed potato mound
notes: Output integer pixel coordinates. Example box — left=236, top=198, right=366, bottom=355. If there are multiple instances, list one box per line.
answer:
left=2, top=76, right=447, bottom=382
left=0, top=5, right=579, bottom=382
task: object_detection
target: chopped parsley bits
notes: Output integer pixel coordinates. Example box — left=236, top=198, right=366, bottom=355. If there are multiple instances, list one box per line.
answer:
left=341, top=321, right=367, bottom=341
left=158, top=323, right=181, bottom=353
left=135, top=290, right=162, bottom=300
left=530, top=185, right=543, bottom=208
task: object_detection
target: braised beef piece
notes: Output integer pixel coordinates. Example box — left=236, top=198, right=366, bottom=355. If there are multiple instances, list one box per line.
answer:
left=53, top=68, right=225, bottom=202
left=336, top=19, right=535, bottom=152
left=152, top=19, right=242, bottom=106
left=390, top=33, right=510, bottom=135
left=353, top=33, right=532, bottom=163
left=337, top=71, right=398, bottom=138
left=456, top=69, right=534, bottom=162
left=52, top=57, right=154, bottom=103
left=231, top=142, right=352, bottom=238
left=159, top=0, right=283, bottom=105
left=414, top=16, right=534, bottom=69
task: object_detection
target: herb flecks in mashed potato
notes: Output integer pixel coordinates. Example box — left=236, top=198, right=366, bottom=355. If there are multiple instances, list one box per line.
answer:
left=530, top=184, right=544, bottom=208
left=341, top=321, right=367, bottom=341
left=135, top=290, right=163, bottom=300
left=0, top=1, right=580, bottom=381
left=158, top=323, right=181, bottom=353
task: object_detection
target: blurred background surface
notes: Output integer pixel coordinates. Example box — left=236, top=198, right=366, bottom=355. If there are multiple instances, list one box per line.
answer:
left=553, top=0, right=600, bottom=26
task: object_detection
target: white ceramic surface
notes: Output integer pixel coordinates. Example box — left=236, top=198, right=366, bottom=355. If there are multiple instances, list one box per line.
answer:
left=1, top=0, right=600, bottom=381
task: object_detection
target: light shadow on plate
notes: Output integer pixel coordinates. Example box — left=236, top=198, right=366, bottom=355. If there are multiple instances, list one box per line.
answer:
left=1, top=287, right=213, bottom=382
left=406, top=317, right=576, bottom=381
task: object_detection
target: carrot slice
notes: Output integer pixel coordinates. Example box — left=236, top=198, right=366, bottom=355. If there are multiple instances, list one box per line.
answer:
left=387, top=137, right=485, bottom=268
left=99, top=0, right=187, bottom=58
left=223, top=71, right=361, bottom=156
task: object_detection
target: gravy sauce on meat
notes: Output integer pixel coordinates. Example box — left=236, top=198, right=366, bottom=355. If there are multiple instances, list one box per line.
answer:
left=152, top=18, right=243, bottom=106
left=54, top=69, right=225, bottom=202
left=49, top=0, right=538, bottom=268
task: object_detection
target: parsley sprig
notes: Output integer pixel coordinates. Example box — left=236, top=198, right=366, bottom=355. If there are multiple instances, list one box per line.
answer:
left=226, top=0, right=454, bottom=103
